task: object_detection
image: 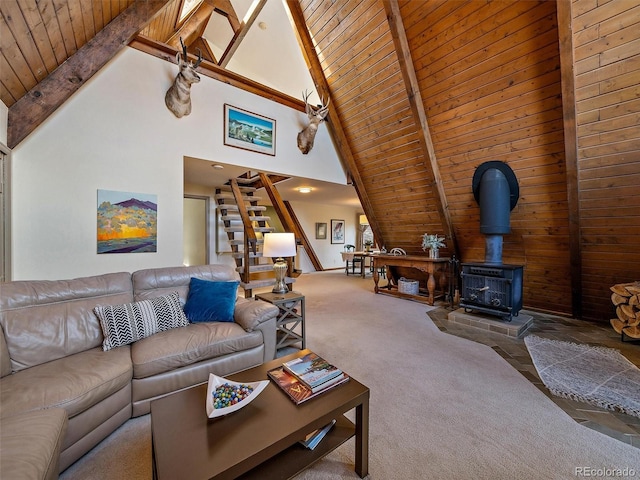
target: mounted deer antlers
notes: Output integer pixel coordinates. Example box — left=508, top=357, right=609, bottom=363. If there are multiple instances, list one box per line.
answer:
left=297, top=90, right=330, bottom=154
left=165, top=38, right=202, bottom=118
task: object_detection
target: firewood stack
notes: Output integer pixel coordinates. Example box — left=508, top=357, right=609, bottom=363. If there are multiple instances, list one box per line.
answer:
left=610, top=282, right=640, bottom=338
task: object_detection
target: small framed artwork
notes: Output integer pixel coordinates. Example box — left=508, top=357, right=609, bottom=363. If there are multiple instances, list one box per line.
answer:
left=224, top=104, right=276, bottom=156
left=330, top=219, right=345, bottom=244
left=315, top=222, right=327, bottom=239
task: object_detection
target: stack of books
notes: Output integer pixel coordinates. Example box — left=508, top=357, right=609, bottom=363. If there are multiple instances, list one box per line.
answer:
left=268, top=351, right=349, bottom=405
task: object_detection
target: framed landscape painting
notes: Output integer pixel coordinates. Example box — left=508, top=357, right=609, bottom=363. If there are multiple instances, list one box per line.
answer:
left=97, top=189, right=157, bottom=254
left=224, top=104, right=276, bottom=156
left=331, top=219, right=345, bottom=244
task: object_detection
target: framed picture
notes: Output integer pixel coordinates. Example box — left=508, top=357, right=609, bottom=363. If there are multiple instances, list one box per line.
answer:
left=330, top=219, right=345, bottom=244
left=97, top=189, right=157, bottom=254
left=315, top=222, right=327, bottom=239
left=224, top=104, right=276, bottom=156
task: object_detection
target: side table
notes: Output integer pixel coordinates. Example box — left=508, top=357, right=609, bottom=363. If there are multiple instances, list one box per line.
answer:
left=255, top=291, right=306, bottom=350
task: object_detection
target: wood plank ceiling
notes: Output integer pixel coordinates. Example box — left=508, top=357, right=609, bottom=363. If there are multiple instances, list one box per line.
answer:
left=1, top=0, right=639, bottom=324
left=294, top=0, right=574, bottom=316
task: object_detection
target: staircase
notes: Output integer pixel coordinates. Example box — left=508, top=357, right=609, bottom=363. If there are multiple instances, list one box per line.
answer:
left=215, top=178, right=295, bottom=297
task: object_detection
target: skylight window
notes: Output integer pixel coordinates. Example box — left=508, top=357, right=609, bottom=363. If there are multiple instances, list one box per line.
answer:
left=178, top=0, right=204, bottom=24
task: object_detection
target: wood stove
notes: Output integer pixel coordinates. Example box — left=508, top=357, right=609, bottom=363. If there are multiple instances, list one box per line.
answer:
left=460, top=161, right=523, bottom=322
left=460, top=263, right=523, bottom=321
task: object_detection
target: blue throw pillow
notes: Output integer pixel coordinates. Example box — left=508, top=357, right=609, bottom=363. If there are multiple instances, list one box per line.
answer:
left=183, top=278, right=239, bottom=323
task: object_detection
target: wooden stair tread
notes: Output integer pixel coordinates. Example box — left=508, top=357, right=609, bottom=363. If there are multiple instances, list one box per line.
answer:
left=228, top=239, right=264, bottom=246
left=221, top=215, right=271, bottom=222
left=216, top=185, right=257, bottom=193
left=225, top=226, right=274, bottom=233
left=214, top=194, right=263, bottom=202
left=231, top=252, right=263, bottom=258
left=217, top=205, right=267, bottom=212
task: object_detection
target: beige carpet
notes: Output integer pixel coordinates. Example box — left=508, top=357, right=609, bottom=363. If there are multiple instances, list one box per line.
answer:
left=61, top=271, right=640, bottom=479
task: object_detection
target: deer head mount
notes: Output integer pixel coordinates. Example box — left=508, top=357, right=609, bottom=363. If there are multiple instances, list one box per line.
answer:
left=297, top=90, right=330, bottom=154
left=165, top=38, right=202, bottom=118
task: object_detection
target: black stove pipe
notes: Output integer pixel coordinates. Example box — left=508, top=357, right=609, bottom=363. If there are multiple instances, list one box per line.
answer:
left=472, top=161, right=519, bottom=265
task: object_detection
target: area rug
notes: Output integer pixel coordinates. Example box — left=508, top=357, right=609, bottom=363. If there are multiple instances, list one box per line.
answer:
left=524, top=335, right=640, bottom=418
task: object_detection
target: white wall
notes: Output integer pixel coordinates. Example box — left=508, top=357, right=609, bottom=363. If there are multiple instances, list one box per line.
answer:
left=11, top=47, right=346, bottom=280
left=183, top=184, right=360, bottom=273
left=287, top=201, right=361, bottom=272
left=0, top=101, right=7, bottom=146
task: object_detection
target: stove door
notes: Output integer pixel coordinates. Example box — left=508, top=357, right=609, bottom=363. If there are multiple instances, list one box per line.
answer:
left=461, top=273, right=512, bottom=310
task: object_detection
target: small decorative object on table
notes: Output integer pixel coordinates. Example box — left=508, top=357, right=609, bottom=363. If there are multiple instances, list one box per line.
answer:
left=205, top=373, right=269, bottom=418
left=421, top=233, right=446, bottom=259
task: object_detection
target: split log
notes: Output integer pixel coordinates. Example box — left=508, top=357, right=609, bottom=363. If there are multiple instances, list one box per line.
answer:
left=610, top=283, right=635, bottom=296
left=610, top=318, right=625, bottom=335
left=610, top=281, right=640, bottom=338
left=611, top=292, right=628, bottom=305
left=626, top=285, right=640, bottom=295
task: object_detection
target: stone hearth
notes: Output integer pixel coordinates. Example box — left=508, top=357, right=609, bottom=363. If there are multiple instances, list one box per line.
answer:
left=447, top=308, right=533, bottom=338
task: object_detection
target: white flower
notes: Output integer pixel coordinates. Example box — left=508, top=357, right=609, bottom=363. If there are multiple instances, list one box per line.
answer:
left=421, top=234, right=446, bottom=251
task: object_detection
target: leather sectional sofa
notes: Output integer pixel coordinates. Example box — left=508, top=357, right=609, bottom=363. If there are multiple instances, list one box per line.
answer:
left=0, top=264, right=279, bottom=479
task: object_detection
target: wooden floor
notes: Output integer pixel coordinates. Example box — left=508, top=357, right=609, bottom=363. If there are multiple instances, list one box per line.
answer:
left=429, top=307, right=640, bottom=449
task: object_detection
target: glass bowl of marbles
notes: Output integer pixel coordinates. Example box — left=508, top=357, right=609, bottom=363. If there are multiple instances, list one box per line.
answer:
left=205, top=373, right=269, bottom=418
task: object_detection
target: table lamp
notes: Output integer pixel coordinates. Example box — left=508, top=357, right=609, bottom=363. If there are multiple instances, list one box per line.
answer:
left=262, top=233, right=297, bottom=293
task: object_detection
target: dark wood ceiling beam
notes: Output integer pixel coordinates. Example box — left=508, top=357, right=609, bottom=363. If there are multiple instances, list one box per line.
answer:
left=383, top=0, right=459, bottom=259
left=7, top=0, right=170, bottom=149
left=219, top=0, right=266, bottom=68
left=556, top=0, right=582, bottom=319
left=285, top=0, right=385, bottom=247
left=130, top=35, right=305, bottom=112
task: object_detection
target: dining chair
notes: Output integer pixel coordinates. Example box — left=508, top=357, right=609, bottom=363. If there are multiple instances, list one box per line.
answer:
left=342, top=245, right=363, bottom=275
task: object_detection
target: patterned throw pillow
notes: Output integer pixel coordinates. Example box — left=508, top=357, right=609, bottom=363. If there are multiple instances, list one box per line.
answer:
left=94, top=291, right=189, bottom=351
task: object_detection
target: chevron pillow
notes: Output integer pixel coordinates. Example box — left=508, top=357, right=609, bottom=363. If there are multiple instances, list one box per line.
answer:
left=94, top=291, right=189, bottom=351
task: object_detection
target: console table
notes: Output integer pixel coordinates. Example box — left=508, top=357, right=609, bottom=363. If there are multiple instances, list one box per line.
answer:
left=255, top=291, right=306, bottom=350
left=373, top=255, right=449, bottom=305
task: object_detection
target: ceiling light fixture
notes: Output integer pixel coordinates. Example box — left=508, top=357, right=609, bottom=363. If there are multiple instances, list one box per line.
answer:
left=297, top=187, right=312, bottom=193
left=212, top=164, right=224, bottom=169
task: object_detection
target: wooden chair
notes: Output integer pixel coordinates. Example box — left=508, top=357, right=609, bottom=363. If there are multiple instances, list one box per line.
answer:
left=342, top=245, right=363, bottom=275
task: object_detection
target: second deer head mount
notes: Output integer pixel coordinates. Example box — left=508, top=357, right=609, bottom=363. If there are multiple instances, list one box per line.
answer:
left=297, top=90, right=330, bottom=154
left=165, top=38, right=203, bottom=118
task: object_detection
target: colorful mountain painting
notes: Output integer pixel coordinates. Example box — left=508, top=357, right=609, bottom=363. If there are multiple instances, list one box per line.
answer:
left=97, top=190, right=157, bottom=254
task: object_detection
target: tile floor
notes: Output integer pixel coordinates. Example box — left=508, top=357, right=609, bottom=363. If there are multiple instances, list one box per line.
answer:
left=429, top=306, right=640, bottom=449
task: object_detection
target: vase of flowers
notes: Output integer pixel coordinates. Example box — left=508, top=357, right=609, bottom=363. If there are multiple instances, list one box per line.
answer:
left=421, top=234, right=446, bottom=259
left=364, top=240, right=373, bottom=252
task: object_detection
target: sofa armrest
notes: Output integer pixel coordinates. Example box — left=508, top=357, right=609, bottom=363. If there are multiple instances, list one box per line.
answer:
left=234, top=298, right=279, bottom=332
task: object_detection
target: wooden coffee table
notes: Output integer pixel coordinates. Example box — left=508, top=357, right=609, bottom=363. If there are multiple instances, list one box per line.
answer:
left=151, top=350, right=369, bottom=480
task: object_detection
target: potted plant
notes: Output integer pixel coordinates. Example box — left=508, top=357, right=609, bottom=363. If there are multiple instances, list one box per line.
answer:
left=421, top=234, right=446, bottom=258
left=364, top=240, right=373, bottom=252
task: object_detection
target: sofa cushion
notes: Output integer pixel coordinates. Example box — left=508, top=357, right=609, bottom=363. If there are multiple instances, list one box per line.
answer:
left=130, top=322, right=263, bottom=379
left=94, top=292, right=188, bottom=351
left=132, top=264, right=241, bottom=303
left=183, top=278, right=239, bottom=323
left=0, top=272, right=133, bottom=372
left=0, top=408, right=68, bottom=480
left=0, top=346, right=132, bottom=419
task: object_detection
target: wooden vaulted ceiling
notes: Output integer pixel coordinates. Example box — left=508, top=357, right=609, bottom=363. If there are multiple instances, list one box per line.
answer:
left=2, top=0, right=639, bottom=324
